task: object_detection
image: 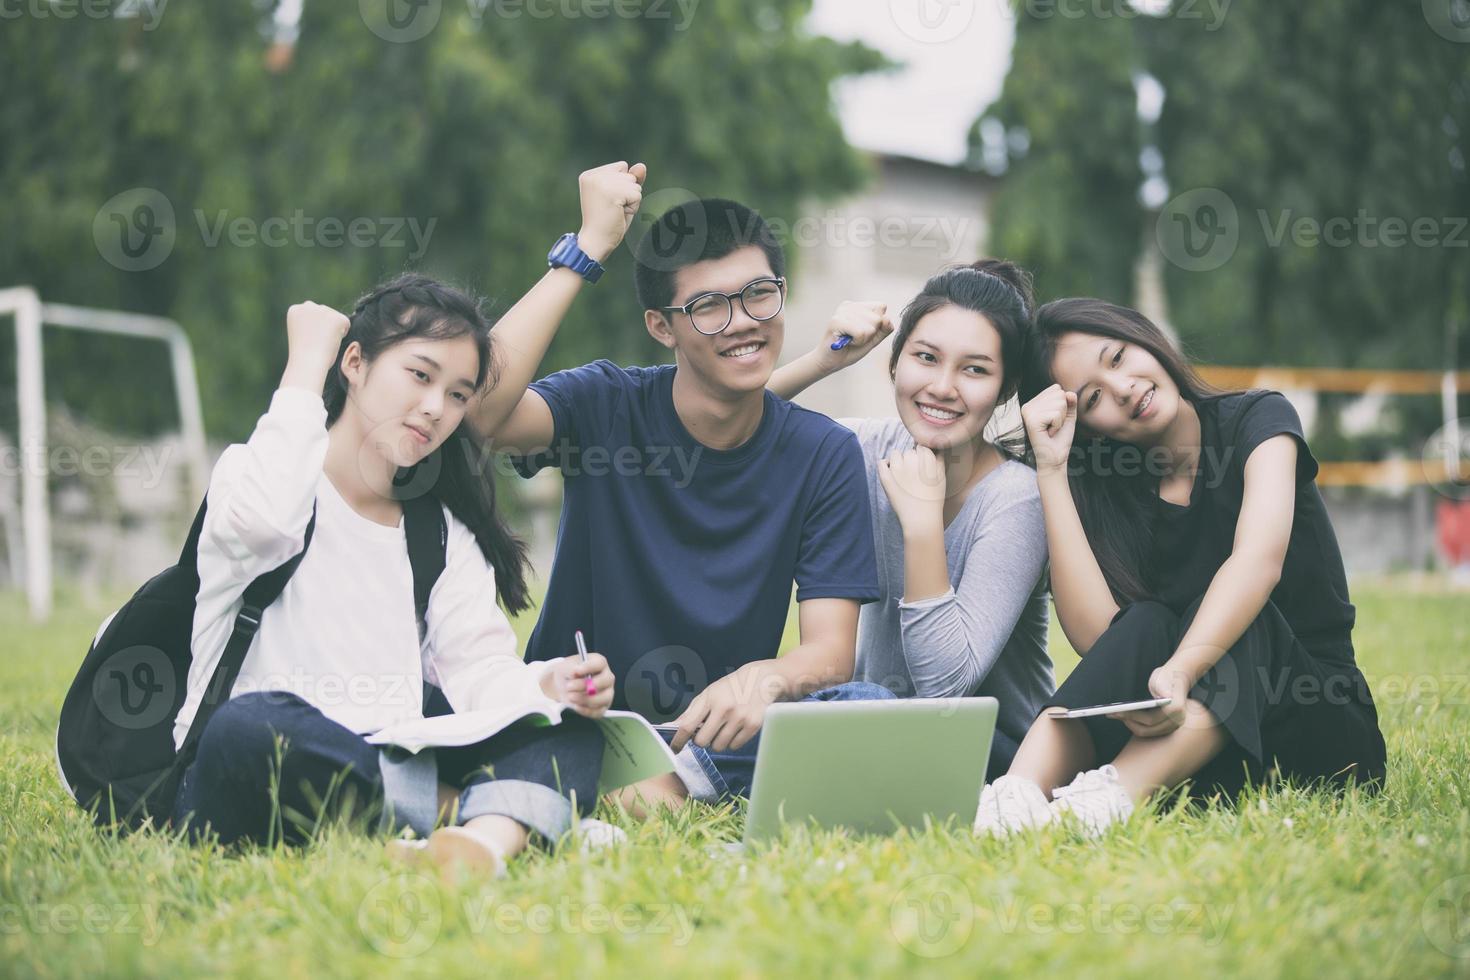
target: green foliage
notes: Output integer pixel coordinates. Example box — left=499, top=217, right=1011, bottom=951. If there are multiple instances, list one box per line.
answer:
left=0, top=1, right=880, bottom=440
left=1142, top=1, right=1470, bottom=369
left=975, top=0, right=1470, bottom=373
left=972, top=4, right=1144, bottom=302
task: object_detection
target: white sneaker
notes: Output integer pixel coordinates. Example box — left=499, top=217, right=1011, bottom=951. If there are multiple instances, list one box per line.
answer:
left=1049, top=765, right=1134, bottom=836
left=577, top=818, right=628, bottom=853
left=974, top=774, right=1054, bottom=837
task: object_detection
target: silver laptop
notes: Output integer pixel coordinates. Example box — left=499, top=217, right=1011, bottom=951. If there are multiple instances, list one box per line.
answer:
left=739, top=697, right=997, bottom=845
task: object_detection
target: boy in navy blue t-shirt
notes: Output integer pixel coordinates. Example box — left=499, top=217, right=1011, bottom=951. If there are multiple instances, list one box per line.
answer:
left=469, top=164, right=889, bottom=808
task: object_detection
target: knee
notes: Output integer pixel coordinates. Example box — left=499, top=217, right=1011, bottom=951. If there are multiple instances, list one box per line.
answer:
left=193, top=691, right=307, bottom=771
left=1111, top=600, right=1179, bottom=640
left=811, top=681, right=897, bottom=703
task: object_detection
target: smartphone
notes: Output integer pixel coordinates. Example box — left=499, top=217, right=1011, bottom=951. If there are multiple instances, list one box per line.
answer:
left=1045, top=697, right=1172, bottom=720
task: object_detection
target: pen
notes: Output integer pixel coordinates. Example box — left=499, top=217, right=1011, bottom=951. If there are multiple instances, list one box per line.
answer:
left=574, top=630, right=597, bottom=697
left=830, top=334, right=852, bottom=351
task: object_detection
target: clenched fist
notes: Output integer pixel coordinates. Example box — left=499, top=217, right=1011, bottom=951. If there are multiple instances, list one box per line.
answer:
left=877, top=446, right=947, bottom=533
left=282, top=301, right=351, bottom=391
left=576, top=161, right=647, bottom=262
left=1020, top=383, right=1078, bottom=476
left=817, top=300, right=894, bottom=373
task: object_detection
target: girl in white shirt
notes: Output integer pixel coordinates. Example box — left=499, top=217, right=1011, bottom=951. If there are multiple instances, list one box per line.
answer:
left=172, top=277, right=614, bottom=877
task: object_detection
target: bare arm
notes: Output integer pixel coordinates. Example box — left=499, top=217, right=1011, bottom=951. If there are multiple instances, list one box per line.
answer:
left=767, top=349, right=834, bottom=401
left=1020, top=385, right=1119, bottom=654
left=1036, top=469, right=1119, bottom=653
left=470, top=272, right=585, bottom=454
left=1166, top=435, right=1296, bottom=683
left=766, top=301, right=893, bottom=401
left=467, top=161, right=645, bottom=454
left=770, top=596, right=860, bottom=696
left=1120, top=435, right=1298, bottom=738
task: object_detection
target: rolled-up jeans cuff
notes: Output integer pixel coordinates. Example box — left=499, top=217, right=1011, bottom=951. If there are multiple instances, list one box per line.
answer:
left=673, top=744, right=726, bottom=804
left=459, top=779, right=576, bottom=843
left=377, top=748, right=440, bottom=838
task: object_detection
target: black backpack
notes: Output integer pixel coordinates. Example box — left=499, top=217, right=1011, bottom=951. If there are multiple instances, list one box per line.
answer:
left=56, top=491, right=447, bottom=832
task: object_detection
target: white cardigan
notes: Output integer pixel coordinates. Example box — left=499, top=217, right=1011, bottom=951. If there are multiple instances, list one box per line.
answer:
left=174, top=386, right=554, bottom=749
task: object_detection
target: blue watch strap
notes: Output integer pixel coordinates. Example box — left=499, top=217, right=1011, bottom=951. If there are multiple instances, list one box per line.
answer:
left=547, top=233, right=605, bottom=284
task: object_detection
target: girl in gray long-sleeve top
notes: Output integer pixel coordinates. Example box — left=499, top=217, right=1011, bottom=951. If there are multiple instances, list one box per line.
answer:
left=768, top=259, right=1054, bottom=774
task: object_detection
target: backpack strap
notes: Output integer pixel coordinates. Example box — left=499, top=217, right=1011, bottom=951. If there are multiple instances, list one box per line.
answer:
left=402, top=493, right=448, bottom=640
left=403, top=493, right=448, bottom=714
left=178, top=500, right=209, bottom=569
left=176, top=506, right=318, bottom=760
left=176, top=494, right=447, bottom=755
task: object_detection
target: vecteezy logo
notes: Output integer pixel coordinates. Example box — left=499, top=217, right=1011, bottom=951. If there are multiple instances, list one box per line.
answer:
left=624, top=645, right=708, bottom=723
left=1423, top=419, right=1470, bottom=500
left=360, top=0, right=442, bottom=43
left=889, top=0, right=975, bottom=44
left=1423, top=875, right=1470, bottom=959
left=93, top=188, right=177, bottom=272
left=624, top=187, right=708, bottom=273
left=92, top=646, right=176, bottom=730
left=1424, top=0, right=1470, bottom=42
left=358, top=873, right=442, bottom=958
left=1156, top=187, right=1240, bottom=272
left=890, top=874, right=974, bottom=958
left=354, top=416, right=445, bottom=503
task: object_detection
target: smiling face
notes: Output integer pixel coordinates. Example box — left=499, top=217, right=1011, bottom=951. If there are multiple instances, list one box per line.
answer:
left=1048, top=330, right=1180, bottom=444
left=343, top=332, right=481, bottom=468
left=647, top=245, right=785, bottom=398
left=891, top=304, right=1005, bottom=452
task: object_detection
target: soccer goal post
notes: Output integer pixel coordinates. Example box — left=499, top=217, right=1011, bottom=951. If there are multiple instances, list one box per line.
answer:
left=0, top=286, right=208, bottom=622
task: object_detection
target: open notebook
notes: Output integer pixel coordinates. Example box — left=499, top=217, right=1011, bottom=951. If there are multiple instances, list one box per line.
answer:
left=366, top=705, right=678, bottom=796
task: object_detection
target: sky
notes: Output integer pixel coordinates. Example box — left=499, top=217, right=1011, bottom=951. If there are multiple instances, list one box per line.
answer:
left=807, top=0, right=1017, bottom=165
left=277, top=0, right=1151, bottom=170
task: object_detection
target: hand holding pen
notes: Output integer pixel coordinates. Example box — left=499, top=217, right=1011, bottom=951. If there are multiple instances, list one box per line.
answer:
left=539, top=632, right=615, bottom=718
left=825, top=300, right=893, bottom=357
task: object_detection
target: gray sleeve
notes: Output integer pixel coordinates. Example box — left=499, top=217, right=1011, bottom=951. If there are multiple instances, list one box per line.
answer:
left=834, top=417, right=880, bottom=449
left=896, top=488, right=1048, bottom=698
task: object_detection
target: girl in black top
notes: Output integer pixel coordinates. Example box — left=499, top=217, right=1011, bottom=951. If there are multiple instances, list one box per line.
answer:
left=976, top=298, right=1386, bottom=837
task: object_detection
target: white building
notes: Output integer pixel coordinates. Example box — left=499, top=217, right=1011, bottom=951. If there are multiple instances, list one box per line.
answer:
left=779, top=153, right=1000, bottom=423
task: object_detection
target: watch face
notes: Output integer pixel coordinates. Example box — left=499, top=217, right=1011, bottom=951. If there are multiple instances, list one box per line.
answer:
left=549, top=234, right=601, bottom=281
left=549, top=234, right=580, bottom=263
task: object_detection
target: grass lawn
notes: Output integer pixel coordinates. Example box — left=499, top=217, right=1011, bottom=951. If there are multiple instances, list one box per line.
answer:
left=2, top=581, right=1468, bottom=978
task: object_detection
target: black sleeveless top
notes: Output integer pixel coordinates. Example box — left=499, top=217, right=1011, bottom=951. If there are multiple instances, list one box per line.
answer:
left=1146, top=390, right=1357, bottom=664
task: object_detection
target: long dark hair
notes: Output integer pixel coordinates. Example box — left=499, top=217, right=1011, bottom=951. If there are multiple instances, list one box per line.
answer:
left=888, top=258, right=1035, bottom=459
left=322, top=273, right=532, bottom=614
left=1019, top=298, right=1221, bottom=604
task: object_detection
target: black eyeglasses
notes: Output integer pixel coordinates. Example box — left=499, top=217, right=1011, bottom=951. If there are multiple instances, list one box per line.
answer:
left=660, top=277, right=786, bottom=336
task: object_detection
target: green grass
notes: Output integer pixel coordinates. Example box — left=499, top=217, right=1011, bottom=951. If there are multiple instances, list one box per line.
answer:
left=2, top=582, right=1469, bottom=977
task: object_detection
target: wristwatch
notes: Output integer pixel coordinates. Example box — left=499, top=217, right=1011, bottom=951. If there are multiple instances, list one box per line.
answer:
left=547, top=233, right=605, bottom=283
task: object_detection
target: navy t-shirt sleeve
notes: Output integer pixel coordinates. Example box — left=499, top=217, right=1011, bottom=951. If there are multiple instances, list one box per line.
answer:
left=1230, top=391, right=1319, bottom=484
left=512, top=359, right=627, bottom=478
left=793, top=428, right=882, bottom=603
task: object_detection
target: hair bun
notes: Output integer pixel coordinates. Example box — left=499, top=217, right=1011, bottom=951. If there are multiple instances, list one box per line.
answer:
left=967, top=258, right=1035, bottom=314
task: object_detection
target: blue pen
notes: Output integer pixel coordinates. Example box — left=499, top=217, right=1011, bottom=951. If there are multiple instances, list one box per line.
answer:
left=830, top=335, right=852, bottom=351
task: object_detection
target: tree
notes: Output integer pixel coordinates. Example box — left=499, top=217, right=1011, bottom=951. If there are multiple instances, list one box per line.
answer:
left=975, top=0, right=1469, bottom=378
left=970, top=3, right=1144, bottom=303
left=1141, top=0, right=1470, bottom=371
left=0, top=0, right=882, bottom=440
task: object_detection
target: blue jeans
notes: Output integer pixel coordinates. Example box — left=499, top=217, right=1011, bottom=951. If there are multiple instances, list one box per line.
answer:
left=660, top=681, right=896, bottom=802
left=172, top=691, right=604, bottom=845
